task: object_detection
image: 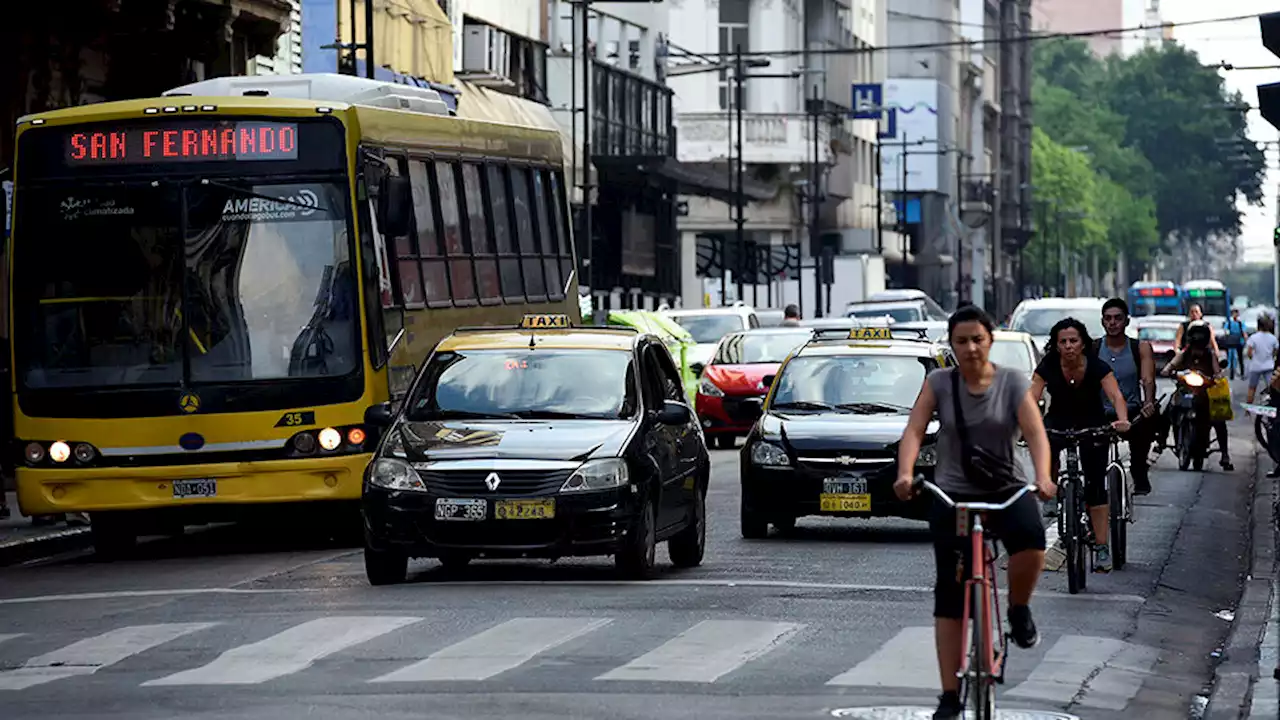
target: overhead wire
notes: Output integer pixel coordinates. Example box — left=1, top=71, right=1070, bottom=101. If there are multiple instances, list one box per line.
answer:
left=664, top=11, right=1268, bottom=60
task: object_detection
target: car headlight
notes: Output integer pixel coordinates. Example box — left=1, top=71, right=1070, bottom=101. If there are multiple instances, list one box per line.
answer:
left=916, top=445, right=938, bottom=467
left=749, top=441, right=790, bottom=467
left=698, top=377, right=724, bottom=397
left=561, top=458, right=630, bottom=492
left=369, top=458, right=426, bottom=492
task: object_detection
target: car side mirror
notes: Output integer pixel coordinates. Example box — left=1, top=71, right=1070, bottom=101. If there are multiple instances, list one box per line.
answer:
left=656, top=400, right=692, bottom=425
left=690, top=362, right=705, bottom=377
left=761, top=374, right=776, bottom=389
left=365, top=402, right=395, bottom=427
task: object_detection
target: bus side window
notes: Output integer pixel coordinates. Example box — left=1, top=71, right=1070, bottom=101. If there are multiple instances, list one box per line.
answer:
left=487, top=164, right=525, bottom=302
left=433, top=160, right=476, bottom=305
left=407, top=159, right=450, bottom=305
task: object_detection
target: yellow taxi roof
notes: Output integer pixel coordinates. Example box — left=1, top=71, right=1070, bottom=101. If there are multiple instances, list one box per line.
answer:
left=437, top=328, right=639, bottom=353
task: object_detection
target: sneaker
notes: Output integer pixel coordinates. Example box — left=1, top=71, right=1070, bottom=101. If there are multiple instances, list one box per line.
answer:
left=1221, top=458, right=1235, bottom=471
left=1094, top=544, right=1112, bottom=573
left=932, top=691, right=964, bottom=720
left=1008, top=604, right=1040, bottom=649
left=1133, top=483, right=1152, bottom=496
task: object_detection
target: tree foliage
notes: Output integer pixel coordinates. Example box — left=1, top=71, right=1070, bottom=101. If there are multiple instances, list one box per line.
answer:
left=1030, top=38, right=1268, bottom=279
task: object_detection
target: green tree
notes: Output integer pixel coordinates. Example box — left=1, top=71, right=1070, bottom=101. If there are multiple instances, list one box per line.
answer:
left=1028, top=127, right=1107, bottom=285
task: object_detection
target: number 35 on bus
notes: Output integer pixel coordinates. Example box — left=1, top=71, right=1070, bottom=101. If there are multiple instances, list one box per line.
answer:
left=8, top=74, right=580, bottom=556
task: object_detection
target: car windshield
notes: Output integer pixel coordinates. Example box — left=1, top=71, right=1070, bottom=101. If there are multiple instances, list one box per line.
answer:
left=1138, top=326, right=1178, bottom=341
left=847, top=305, right=921, bottom=323
left=770, top=355, right=928, bottom=410
left=712, top=330, right=812, bottom=365
left=14, top=180, right=358, bottom=389
left=668, top=313, right=746, bottom=343
left=990, top=339, right=1034, bottom=372
left=409, top=349, right=638, bottom=420
left=1010, top=308, right=1103, bottom=339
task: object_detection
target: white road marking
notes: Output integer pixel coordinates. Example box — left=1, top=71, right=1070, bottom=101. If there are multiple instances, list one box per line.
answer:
left=371, top=617, right=611, bottom=682
left=1006, top=635, right=1127, bottom=704
left=0, top=634, right=22, bottom=646
left=825, top=627, right=939, bottom=688
left=0, top=623, right=215, bottom=691
left=143, top=616, right=420, bottom=686
left=1077, top=640, right=1160, bottom=709
left=596, top=619, right=802, bottom=683
left=0, top=588, right=322, bottom=605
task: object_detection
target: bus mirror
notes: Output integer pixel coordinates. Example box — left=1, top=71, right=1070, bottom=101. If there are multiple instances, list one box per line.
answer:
left=379, top=175, right=413, bottom=238
left=365, top=402, right=394, bottom=427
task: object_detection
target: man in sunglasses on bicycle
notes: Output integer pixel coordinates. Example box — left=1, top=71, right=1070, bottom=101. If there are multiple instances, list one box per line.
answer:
left=1096, top=299, right=1158, bottom=496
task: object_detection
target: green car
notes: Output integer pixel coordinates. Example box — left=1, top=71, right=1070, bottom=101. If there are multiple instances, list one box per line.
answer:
left=606, top=310, right=700, bottom=400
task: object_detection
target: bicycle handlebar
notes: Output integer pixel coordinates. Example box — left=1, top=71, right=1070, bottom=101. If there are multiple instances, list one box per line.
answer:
left=1045, top=426, right=1119, bottom=443
left=911, top=476, right=1037, bottom=511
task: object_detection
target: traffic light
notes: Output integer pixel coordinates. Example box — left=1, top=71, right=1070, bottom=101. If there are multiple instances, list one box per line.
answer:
left=1274, top=226, right=1280, bottom=247
left=1261, top=12, right=1280, bottom=130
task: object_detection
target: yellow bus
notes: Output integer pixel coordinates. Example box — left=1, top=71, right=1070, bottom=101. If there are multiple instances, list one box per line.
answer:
left=8, top=73, right=580, bottom=555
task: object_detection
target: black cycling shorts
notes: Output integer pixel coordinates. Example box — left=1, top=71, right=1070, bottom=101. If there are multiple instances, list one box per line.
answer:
left=1049, top=435, right=1109, bottom=507
left=930, top=488, right=1046, bottom=620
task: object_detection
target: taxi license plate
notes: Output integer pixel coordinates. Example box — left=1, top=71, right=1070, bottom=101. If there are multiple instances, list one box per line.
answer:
left=435, top=498, right=487, bottom=521
left=820, top=478, right=870, bottom=512
left=495, top=498, right=556, bottom=520
left=173, top=479, right=216, bottom=499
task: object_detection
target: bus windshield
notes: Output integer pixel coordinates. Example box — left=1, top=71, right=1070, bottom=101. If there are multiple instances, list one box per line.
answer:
left=1187, top=292, right=1229, bottom=318
left=14, top=179, right=359, bottom=389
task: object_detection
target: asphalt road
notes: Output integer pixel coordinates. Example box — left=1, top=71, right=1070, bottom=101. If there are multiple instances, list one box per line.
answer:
left=0, top=414, right=1260, bottom=720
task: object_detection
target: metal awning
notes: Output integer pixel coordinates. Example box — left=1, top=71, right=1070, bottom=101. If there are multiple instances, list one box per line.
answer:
left=591, top=156, right=777, bottom=203
left=453, top=80, right=572, bottom=168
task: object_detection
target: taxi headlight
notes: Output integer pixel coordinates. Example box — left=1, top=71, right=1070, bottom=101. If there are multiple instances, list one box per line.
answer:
left=916, top=445, right=938, bottom=467
left=698, top=377, right=724, bottom=397
left=750, top=441, right=790, bottom=467
left=369, top=458, right=426, bottom=492
left=560, top=458, right=629, bottom=492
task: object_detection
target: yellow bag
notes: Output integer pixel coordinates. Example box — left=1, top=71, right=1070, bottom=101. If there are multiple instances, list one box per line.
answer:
left=1208, top=377, right=1234, bottom=422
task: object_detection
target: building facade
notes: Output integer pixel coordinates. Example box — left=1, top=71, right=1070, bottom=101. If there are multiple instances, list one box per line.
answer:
left=1031, top=0, right=1124, bottom=58
left=251, top=0, right=303, bottom=75
left=667, top=0, right=887, bottom=315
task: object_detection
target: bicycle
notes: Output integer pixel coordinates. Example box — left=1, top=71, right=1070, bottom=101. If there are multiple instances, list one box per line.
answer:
left=913, top=477, right=1038, bottom=720
left=1104, top=428, right=1131, bottom=571
left=1046, top=426, right=1117, bottom=593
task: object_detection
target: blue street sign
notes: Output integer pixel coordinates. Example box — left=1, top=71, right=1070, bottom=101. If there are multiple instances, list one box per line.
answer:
left=851, top=84, right=882, bottom=119
left=879, top=109, right=897, bottom=140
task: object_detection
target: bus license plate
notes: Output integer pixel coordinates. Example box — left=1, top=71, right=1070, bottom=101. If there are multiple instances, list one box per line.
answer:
left=173, top=479, right=217, bottom=499
left=820, top=477, right=869, bottom=512
left=435, top=498, right=487, bottom=521
left=495, top=498, right=555, bottom=520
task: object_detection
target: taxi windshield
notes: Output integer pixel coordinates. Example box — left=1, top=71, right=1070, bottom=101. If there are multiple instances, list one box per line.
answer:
left=770, top=354, right=928, bottom=411
left=712, top=330, right=812, bottom=365
left=409, top=349, right=638, bottom=420
left=990, top=338, right=1034, bottom=372
left=669, top=313, right=746, bottom=343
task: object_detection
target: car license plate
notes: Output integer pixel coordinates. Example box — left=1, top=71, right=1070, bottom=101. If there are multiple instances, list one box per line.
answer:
left=173, top=478, right=216, bottom=499
left=435, top=498, right=487, bottom=521
left=495, top=498, right=556, bottom=520
left=820, top=477, right=869, bottom=512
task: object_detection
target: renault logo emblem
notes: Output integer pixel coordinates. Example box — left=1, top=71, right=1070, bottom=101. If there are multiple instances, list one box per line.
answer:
left=484, top=472, right=501, bottom=491
left=179, top=392, right=201, bottom=414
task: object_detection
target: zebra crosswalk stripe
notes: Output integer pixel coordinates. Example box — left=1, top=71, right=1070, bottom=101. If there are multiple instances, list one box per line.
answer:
left=143, top=616, right=420, bottom=686
left=1006, top=635, right=1128, bottom=703
left=0, top=623, right=215, bottom=691
left=824, top=626, right=939, bottom=688
left=595, top=620, right=803, bottom=683
left=371, top=617, right=612, bottom=683
left=1074, top=641, right=1160, bottom=709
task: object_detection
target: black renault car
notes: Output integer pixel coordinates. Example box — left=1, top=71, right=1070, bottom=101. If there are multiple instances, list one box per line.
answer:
left=360, top=315, right=710, bottom=584
left=739, top=327, right=953, bottom=537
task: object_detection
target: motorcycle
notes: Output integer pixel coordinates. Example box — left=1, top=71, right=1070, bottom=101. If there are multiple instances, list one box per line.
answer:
left=1167, top=369, right=1213, bottom=471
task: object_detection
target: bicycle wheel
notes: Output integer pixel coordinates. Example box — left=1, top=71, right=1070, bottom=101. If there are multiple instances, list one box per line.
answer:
left=1063, top=480, right=1086, bottom=594
left=1108, top=463, right=1127, bottom=570
left=968, top=580, right=996, bottom=720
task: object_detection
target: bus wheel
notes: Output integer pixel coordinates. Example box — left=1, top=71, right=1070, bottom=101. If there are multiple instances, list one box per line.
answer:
left=90, top=513, right=138, bottom=560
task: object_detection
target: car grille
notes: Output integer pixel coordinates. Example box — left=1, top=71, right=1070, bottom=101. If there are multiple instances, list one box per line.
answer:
left=721, top=397, right=764, bottom=422
left=419, top=469, right=573, bottom=497
left=794, top=449, right=896, bottom=473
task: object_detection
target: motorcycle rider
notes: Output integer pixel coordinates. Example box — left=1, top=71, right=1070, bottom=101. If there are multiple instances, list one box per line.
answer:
left=1095, top=299, right=1158, bottom=496
left=1158, top=320, right=1232, bottom=471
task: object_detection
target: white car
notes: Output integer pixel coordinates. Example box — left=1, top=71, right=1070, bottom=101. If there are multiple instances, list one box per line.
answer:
left=1006, top=297, right=1110, bottom=351
left=660, top=305, right=761, bottom=374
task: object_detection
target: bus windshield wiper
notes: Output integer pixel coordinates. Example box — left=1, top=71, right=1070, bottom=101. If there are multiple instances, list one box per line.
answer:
left=200, top=178, right=328, bottom=213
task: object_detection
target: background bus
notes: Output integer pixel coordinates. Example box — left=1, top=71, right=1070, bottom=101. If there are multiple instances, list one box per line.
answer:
left=8, top=73, right=579, bottom=555
left=1183, top=279, right=1232, bottom=321
left=1128, top=281, right=1186, bottom=317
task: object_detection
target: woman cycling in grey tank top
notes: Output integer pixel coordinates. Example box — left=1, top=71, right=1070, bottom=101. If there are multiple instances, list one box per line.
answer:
left=895, top=305, right=1055, bottom=719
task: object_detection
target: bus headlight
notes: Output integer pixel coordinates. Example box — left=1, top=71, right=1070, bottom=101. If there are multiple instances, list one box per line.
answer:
left=49, top=441, right=71, bottom=463
left=369, top=458, right=426, bottom=492
left=560, top=459, right=629, bottom=492
left=318, top=427, right=342, bottom=451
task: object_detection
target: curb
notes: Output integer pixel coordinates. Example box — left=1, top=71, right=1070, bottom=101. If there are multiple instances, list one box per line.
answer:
left=1205, top=443, right=1278, bottom=720
left=0, top=526, right=92, bottom=567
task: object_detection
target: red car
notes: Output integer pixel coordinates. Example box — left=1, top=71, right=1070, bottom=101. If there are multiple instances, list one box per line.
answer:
left=695, top=327, right=813, bottom=449
left=1136, top=322, right=1180, bottom=368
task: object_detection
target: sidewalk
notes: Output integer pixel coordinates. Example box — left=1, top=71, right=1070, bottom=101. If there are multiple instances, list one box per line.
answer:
left=1205, top=411, right=1279, bottom=719
left=0, top=490, right=92, bottom=566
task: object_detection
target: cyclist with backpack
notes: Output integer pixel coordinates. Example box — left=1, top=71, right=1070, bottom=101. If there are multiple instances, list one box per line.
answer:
left=1096, top=299, right=1158, bottom=496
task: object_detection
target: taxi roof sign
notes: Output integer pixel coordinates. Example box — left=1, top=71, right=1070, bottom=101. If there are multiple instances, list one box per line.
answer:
left=848, top=327, right=893, bottom=340
left=519, top=314, right=571, bottom=329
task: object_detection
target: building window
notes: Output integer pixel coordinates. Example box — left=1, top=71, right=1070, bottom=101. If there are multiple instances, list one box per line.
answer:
left=718, top=0, right=749, bottom=111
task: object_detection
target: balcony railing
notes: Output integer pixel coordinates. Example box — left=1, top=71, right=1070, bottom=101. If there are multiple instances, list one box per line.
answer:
left=676, top=112, right=834, bottom=165
left=591, top=60, right=673, bottom=158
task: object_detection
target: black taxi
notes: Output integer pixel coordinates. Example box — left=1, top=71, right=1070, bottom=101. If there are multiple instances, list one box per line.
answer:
left=360, top=314, right=710, bottom=584
left=739, top=326, right=954, bottom=537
